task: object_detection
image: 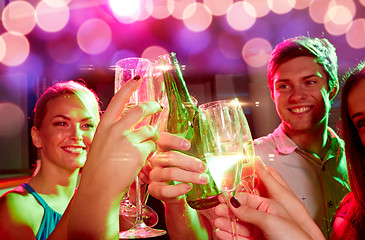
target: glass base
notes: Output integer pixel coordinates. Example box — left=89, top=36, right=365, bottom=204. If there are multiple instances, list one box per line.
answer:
left=119, top=227, right=166, bottom=239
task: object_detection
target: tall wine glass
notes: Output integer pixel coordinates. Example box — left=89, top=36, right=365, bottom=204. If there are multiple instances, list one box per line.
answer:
left=115, top=57, right=166, bottom=239
left=199, top=99, right=255, bottom=240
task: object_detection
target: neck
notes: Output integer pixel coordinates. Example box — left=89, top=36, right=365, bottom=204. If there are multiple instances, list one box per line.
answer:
left=29, top=166, right=79, bottom=198
left=282, top=124, right=330, bottom=159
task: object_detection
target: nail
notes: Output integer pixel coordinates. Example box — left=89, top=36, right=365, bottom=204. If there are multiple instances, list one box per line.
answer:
left=200, top=163, right=207, bottom=172
left=199, top=173, right=209, bottom=184
left=230, top=197, right=241, bottom=208
left=133, top=75, right=141, bottom=81
left=181, top=139, right=191, bottom=150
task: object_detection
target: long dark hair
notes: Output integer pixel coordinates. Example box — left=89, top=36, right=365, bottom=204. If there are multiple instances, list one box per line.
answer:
left=340, top=61, right=365, bottom=237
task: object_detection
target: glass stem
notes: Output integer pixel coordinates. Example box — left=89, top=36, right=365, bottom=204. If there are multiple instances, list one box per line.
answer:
left=226, top=191, right=238, bottom=240
left=134, top=175, right=147, bottom=228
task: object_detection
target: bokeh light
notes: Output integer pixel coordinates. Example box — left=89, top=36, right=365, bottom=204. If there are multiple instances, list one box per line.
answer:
left=109, top=0, right=139, bottom=17
left=360, top=0, right=365, bottom=7
left=226, top=1, right=256, bottom=31
left=293, top=0, right=312, bottom=10
left=141, top=45, right=169, bottom=61
left=242, top=38, right=272, bottom=68
left=326, top=5, right=353, bottom=25
left=0, top=32, right=30, bottom=66
left=77, top=18, right=112, bottom=55
left=245, top=0, right=270, bottom=18
left=330, top=0, right=356, bottom=19
left=0, top=102, right=25, bottom=137
left=170, top=0, right=195, bottom=20
left=324, top=5, right=353, bottom=36
left=309, top=0, right=331, bottom=24
left=268, top=0, right=295, bottom=15
left=203, top=0, right=233, bottom=16
left=44, top=0, right=72, bottom=7
left=183, top=3, right=213, bottom=32
left=135, top=0, right=152, bottom=21
left=35, top=0, right=70, bottom=33
left=0, top=36, right=6, bottom=62
left=110, top=0, right=153, bottom=24
left=2, top=1, right=36, bottom=35
left=146, top=0, right=173, bottom=20
left=346, top=18, right=365, bottom=49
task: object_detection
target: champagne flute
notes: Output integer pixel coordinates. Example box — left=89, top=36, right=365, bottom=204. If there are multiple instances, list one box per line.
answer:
left=199, top=99, right=255, bottom=240
left=115, top=57, right=166, bottom=239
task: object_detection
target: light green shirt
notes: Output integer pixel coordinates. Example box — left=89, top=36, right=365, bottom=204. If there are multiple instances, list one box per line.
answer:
left=254, top=124, right=349, bottom=239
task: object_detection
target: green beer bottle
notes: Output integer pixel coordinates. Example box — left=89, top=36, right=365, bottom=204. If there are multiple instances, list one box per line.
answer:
left=157, top=52, right=221, bottom=210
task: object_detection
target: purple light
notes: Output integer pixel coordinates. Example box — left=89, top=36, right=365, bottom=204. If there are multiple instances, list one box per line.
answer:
left=175, top=28, right=211, bottom=54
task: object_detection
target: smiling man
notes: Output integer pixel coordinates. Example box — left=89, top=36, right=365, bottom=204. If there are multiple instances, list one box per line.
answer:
left=254, top=36, right=349, bottom=239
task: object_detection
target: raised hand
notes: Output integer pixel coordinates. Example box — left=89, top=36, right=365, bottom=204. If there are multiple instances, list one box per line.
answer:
left=213, top=157, right=325, bottom=240
left=68, top=77, right=161, bottom=240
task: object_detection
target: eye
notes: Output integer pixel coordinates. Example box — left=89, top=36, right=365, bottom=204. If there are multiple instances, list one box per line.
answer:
left=305, top=79, right=317, bottom=85
left=81, top=122, right=95, bottom=130
left=54, top=121, right=68, bottom=127
left=356, top=119, right=365, bottom=129
left=276, top=83, right=289, bottom=90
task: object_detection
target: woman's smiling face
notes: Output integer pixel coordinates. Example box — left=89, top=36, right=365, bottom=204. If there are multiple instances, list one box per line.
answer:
left=32, top=94, right=97, bottom=171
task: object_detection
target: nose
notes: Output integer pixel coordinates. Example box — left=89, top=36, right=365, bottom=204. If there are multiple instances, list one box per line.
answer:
left=70, top=125, right=83, bottom=141
left=289, top=85, right=307, bottom=103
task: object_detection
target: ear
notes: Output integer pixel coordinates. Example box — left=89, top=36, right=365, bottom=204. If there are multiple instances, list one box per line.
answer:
left=31, top=126, right=42, bottom=148
left=329, top=82, right=339, bottom=101
left=270, top=89, right=275, bottom=102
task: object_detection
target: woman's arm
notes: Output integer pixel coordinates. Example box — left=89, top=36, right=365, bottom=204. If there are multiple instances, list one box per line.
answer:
left=67, top=77, right=161, bottom=240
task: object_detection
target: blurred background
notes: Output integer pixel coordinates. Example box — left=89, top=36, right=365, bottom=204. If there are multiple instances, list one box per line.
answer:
left=0, top=0, right=365, bottom=174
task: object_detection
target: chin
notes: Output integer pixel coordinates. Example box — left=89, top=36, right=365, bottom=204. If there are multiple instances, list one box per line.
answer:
left=72, top=157, right=87, bottom=168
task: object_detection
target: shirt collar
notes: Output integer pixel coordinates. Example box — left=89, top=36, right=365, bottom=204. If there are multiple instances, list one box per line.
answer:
left=272, top=124, right=298, bottom=154
left=272, top=124, right=343, bottom=159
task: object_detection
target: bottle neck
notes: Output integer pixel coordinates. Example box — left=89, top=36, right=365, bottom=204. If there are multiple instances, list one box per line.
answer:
left=163, top=53, right=196, bottom=108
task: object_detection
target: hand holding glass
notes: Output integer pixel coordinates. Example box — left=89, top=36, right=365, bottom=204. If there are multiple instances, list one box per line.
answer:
left=115, top=57, right=166, bottom=239
left=199, top=99, right=255, bottom=240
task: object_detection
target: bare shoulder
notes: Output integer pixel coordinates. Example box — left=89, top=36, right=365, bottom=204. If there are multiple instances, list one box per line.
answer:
left=0, top=185, right=33, bottom=221
left=0, top=185, right=42, bottom=238
left=1, top=185, right=30, bottom=206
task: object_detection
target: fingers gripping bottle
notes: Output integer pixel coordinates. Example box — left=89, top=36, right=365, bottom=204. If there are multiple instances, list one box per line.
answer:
left=158, top=52, right=221, bottom=210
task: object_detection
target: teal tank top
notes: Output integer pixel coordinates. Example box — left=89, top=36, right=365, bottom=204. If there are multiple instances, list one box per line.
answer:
left=21, top=183, right=62, bottom=240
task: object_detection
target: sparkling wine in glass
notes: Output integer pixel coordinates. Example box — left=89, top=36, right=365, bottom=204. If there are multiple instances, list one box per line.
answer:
left=115, top=57, right=166, bottom=239
left=199, top=98, right=255, bottom=240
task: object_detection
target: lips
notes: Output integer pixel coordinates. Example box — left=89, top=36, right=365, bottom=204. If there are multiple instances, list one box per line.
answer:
left=62, top=146, right=86, bottom=154
left=289, top=106, right=312, bottom=113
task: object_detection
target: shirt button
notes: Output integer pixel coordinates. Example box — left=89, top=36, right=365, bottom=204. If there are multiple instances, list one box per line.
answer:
left=328, top=201, right=334, bottom=208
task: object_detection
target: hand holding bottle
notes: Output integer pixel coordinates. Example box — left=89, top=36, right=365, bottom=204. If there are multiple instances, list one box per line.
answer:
left=148, top=132, right=209, bottom=203
left=148, top=132, right=213, bottom=240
